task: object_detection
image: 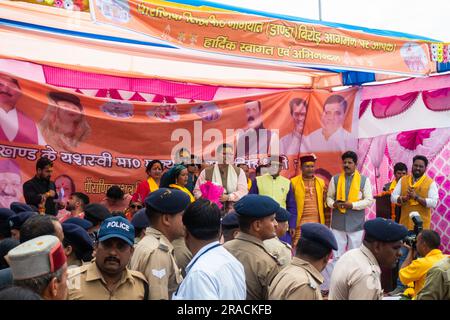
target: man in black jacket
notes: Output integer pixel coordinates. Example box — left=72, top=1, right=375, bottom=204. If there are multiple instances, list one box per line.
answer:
left=23, top=157, right=62, bottom=215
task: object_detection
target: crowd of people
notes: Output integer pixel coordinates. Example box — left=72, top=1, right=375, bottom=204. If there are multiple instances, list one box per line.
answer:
left=0, top=144, right=448, bottom=300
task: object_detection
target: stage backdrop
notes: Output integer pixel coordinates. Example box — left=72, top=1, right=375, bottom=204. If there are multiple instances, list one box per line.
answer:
left=0, top=70, right=358, bottom=205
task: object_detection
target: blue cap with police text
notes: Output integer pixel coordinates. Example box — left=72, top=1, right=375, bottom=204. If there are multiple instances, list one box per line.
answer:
left=145, top=188, right=190, bottom=214
left=98, top=216, right=134, bottom=246
left=364, top=218, right=408, bottom=242
left=234, top=195, right=280, bottom=218
left=301, top=223, right=338, bottom=251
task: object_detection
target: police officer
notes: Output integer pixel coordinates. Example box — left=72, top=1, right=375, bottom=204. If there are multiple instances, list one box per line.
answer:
left=67, top=216, right=148, bottom=300
left=264, top=207, right=293, bottom=267
left=269, top=223, right=337, bottom=300
left=221, top=211, right=239, bottom=243
left=223, top=194, right=282, bottom=300
left=130, top=209, right=149, bottom=244
left=329, top=218, right=408, bottom=300
left=61, top=223, right=94, bottom=267
left=8, top=211, right=37, bottom=240
left=129, top=188, right=190, bottom=300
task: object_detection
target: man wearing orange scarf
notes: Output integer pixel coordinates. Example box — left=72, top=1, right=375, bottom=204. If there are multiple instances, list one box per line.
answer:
left=290, top=154, right=327, bottom=248
left=326, top=151, right=373, bottom=268
left=382, top=162, right=408, bottom=222
left=389, top=155, right=438, bottom=296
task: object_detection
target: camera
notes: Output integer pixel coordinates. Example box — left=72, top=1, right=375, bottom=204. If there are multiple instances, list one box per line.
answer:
left=403, top=211, right=423, bottom=249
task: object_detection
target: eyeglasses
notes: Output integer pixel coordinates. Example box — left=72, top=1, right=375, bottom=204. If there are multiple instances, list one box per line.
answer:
left=130, top=204, right=143, bottom=209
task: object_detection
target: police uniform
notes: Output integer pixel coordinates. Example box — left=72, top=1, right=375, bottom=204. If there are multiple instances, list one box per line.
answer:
left=172, top=237, right=193, bottom=277
left=129, top=188, right=190, bottom=300
left=416, top=257, right=450, bottom=300
left=263, top=207, right=293, bottom=267
left=269, top=223, right=338, bottom=300
left=329, top=218, right=408, bottom=300
left=67, top=261, right=148, bottom=300
left=67, top=216, right=148, bottom=300
left=62, top=222, right=94, bottom=267
left=223, top=195, right=282, bottom=300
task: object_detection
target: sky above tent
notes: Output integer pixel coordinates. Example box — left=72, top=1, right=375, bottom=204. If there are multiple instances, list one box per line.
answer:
left=216, top=0, right=449, bottom=42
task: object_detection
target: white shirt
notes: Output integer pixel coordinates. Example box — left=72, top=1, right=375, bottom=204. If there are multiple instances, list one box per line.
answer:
left=326, top=172, right=374, bottom=211
left=0, top=107, right=46, bottom=144
left=391, top=176, right=438, bottom=208
left=172, top=241, right=246, bottom=300
left=279, top=130, right=302, bottom=155
left=301, top=127, right=357, bottom=153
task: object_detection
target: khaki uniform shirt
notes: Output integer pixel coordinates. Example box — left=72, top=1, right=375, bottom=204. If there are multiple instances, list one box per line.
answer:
left=416, top=257, right=450, bottom=300
left=223, top=232, right=281, bottom=300
left=264, top=237, right=292, bottom=267
left=172, top=237, right=193, bottom=277
left=269, top=257, right=323, bottom=300
left=129, top=227, right=182, bottom=300
left=329, top=244, right=383, bottom=300
left=67, top=261, right=147, bottom=300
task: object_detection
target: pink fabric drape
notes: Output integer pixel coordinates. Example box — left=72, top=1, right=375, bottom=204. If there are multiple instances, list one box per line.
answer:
left=422, top=87, right=450, bottom=112
left=371, top=92, right=419, bottom=118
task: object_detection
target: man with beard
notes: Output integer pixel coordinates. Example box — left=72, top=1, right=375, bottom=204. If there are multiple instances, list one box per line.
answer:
left=279, top=98, right=308, bottom=156
left=391, top=155, right=438, bottom=231
left=0, top=159, right=23, bottom=209
left=67, top=216, right=148, bottom=300
left=236, top=100, right=274, bottom=159
left=23, top=157, right=64, bottom=215
left=58, top=192, right=90, bottom=223
left=389, top=155, right=438, bottom=295
left=0, top=74, right=45, bottom=145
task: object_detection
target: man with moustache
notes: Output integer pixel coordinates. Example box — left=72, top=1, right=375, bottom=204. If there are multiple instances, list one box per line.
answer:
left=23, top=157, right=63, bottom=215
left=67, top=216, right=148, bottom=300
left=279, top=98, right=308, bottom=156
left=329, top=218, right=408, bottom=300
left=236, top=100, right=274, bottom=159
left=58, top=192, right=90, bottom=223
left=0, top=74, right=45, bottom=145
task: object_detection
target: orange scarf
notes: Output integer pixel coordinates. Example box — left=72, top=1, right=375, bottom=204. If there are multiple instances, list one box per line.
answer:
left=169, top=184, right=195, bottom=203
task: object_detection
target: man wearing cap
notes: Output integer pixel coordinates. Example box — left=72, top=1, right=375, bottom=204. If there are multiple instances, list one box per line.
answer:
left=221, top=211, right=240, bottom=243
left=58, top=192, right=90, bottom=223
left=173, top=199, right=246, bottom=300
left=269, top=223, right=337, bottom=300
left=8, top=211, right=37, bottom=240
left=0, top=208, right=15, bottom=240
left=264, top=207, right=293, bottom=267
left=0, top=159, right=23, bottom=209
left=64, top=217, right=94, bottom=232
left=326, top=151, right=373, bottom=266
left=10, top=202, right=34, bottom=214
left=0, top=74, right=45, bottom=145
left=193, top=143, right=248, bottom=212
left=83, top=203, right=112, bottom=236
left=291, top=154, right=327, bottom=247
left=67, top=216, right=148, bottom=300
left=62, top=223, right=94, bottom=267
left=250, top=156, right=297, bottom=245
left=6, top=235, right=68, bottom=300
left=223, top=194, right=282, bottom=300
left=130, top=208, right=149, bottom=244
left=329, top=218, right=407, bottom=300
left=23, top=157, right=62, bottom=215
left=130, top=188, right=190, bottom=300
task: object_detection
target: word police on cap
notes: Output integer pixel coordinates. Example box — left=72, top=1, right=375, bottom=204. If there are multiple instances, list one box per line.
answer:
left=106, top=221, right=130, bottom=232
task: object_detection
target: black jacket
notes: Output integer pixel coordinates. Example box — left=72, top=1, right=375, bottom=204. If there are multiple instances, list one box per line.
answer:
left=23, top=176, right=57, bottom=215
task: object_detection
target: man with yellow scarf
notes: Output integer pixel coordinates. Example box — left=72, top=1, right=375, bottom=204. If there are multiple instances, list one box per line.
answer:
left=326, top=151, right=373, bottom=266
left=381, top=162, right=408, bottom=222
left=290, top=154, right=327, bottom=248
left=389, top=155, right=438, bottom=296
